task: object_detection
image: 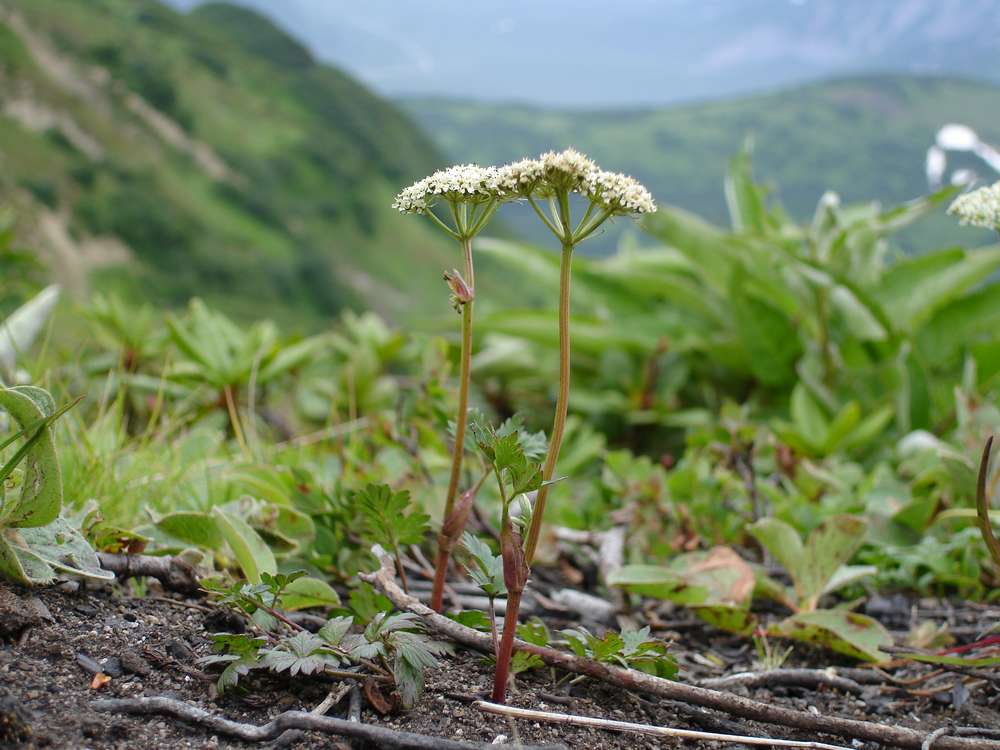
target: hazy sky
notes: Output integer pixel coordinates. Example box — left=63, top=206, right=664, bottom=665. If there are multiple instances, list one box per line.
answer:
left=168, top=0, right=999, bottom=106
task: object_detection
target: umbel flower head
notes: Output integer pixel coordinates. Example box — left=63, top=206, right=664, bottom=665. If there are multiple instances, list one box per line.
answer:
left=497, top=148, right=655, bottom=217
left=949, top=181, right=1000, bottom=230
left=583, top=169, right=656, bottom=215
left=393, top=164, right=502, bottom=214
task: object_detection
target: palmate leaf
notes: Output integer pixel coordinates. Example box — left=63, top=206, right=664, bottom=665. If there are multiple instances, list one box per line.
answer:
left=259, top=631, right=342, bottom=676
left=355, top=483, right=430, bottom=549
left=461, top=532, right=505, bottom=599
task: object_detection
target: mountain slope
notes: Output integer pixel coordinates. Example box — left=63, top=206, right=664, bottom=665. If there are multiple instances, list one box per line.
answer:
left=402, top=76, right=1000, bottom=252
left=0, top=0, right=455, bottom=324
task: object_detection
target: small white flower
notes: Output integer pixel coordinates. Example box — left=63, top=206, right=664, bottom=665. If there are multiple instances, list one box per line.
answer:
left=540, top=148, right=597, bottom=191
left=393, top=164, right=502, bottom=214
left=497, top=158, right=545, bottom=196
left=583, top=169, right=657, bottom=215
left=948, top=181, right=1000, bottom=230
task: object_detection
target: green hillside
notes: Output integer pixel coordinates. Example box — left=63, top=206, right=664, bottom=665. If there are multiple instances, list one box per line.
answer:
left=0, top=0, right=458, bottom=325
left=402, top=76, right=1000, bottom=252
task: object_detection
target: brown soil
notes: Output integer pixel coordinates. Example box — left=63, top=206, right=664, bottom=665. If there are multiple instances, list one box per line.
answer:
left=1, top=581, right=997, bottom=749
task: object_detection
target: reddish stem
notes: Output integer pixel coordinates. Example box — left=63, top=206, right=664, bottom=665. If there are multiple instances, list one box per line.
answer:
left=429, top=541, right=451, bottom=611
left=491, top=589, right=523, bottom=703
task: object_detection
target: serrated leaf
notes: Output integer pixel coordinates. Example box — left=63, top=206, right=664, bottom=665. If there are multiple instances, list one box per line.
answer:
left=319, top=616, right=353, bottom=646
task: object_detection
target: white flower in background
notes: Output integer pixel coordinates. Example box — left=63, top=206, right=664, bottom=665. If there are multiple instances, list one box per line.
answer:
left=583, top=169, right=656, bottom=215
left=948, top=181, right=1000, bottom=230
left=393, top=164, right=502, bottom=213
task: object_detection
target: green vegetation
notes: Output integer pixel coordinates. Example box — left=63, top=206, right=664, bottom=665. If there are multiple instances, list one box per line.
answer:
left=0, top=0, right=456, bottom=323
left=4, top=145, right=1000, bottom=709
left=402, top=75, right=1000, bottom=253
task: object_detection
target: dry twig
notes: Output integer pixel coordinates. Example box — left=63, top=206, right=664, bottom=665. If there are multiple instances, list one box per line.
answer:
left=92, top=696, right=566, bottom=750
left=475, top=700, right=852, bottom=750
left=97, top=553, right=200, bottom=593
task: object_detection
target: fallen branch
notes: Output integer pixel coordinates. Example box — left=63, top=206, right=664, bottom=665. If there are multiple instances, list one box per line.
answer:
left=97, top=553, right=200, bottom=593
left=474, top=700, right=851, bottom=750
left=360, top=550, right=1000, bottom=750
left=92, top=697, right=566, bottom=750
left=700, top=669, right=865, bottom=696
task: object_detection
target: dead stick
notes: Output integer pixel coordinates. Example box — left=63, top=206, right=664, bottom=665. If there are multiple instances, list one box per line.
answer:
left=359, top=550, right=1000, bottom=750
left=475, top=700, right=851, bottom=750
left=91, top=697, right=566, bottom=750
left=700, top=669, right=865, bottom=696
left=274, top=684, right=349, bottom=748
left=97, top=553, right=200, bottom=593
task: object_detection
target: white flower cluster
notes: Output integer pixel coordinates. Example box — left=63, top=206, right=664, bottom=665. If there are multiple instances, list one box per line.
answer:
left=948, top=181, right=1000, bottom=230
left=583, top=169, right=657, bottom=215
left=394, top=149, right=656, bottom=218
left=540, top=148, right=597, bottom=191
left=393, top=164, right=501, bottom=214
left=497, top=158, right=546, bottom=196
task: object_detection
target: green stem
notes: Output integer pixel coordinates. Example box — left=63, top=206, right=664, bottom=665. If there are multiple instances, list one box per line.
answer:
left=573, top=208, right=614, bottom=244
left=430, top=236, right=476, bottom=612
left=425, top=209, right=460, bottom=240
left=527, top=195, right=561, bottom=238
left=524, top=243, right=574, bottom=564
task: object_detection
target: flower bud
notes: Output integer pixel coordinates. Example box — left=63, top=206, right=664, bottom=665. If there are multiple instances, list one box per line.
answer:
left=500, top=519, right=529, bottom=595
left=443, top=269, right=474, bottom=310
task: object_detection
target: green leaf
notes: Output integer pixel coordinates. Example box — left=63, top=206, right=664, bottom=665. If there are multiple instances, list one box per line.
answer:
left=607, top=547, right=755, bottom=609
left=769, top=609, right=891, bottom=662
left=1, top=518, right=114, bottom=584
left=730, top=270, right=802, bottom=387
left=278, top=576, right=341, bottom=611
left=878, top=245, right=1000, bottom=333
left=747, top=519, right=806, bottom=595
left=749, top=516, right=868, bottom=611
left=156, top=511, right=224, bottom=549
left=211, top=507, right=276, bottom=583
left=0, top=386, right=63, bottom=528
left=318, top=616, right=354, bottom=646
left=355, top=483, right=430, bottom=549
left=790, top=384, right=828, bottom=452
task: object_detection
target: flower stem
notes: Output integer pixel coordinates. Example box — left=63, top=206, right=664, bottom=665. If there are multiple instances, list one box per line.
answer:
left=491, top=588, right=523, bottom=703
left=524, top=243, right=573, bottom=564
left=430, top=237, right=476, bottom=612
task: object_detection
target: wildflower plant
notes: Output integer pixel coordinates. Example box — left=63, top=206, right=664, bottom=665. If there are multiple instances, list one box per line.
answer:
left=394, top=164, right=507, bottom=612
left=500, top=149, right=656, bottom=566
left=395, top=150, right=653, bottom=703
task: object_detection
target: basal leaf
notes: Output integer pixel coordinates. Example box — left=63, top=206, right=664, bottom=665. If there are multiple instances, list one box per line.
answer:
left=212, top=507, right=276, bottom=583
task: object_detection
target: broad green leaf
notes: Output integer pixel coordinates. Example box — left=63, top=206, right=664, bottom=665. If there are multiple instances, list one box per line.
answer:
left=10, top=517, right=114, bottom=582
left=769, top=609, right=891, bottom=662
left=156, top=511, right=224, bottom=550
left=790, top=383, right=828, bottom=451
left=608, top=547, right=754, bottom=609
left=731, top=269, right=802, bottom=386
left=212, top=507, right=276, bottom=583
left=0, top=386, right=62, bottom=528
left=747, top=519, right=805, bottom=596
left=878, top=245, right=1000, bottom=333
left=278, top=576, right=341, bottom=611
left=0, top=530, right=54, bottom=584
